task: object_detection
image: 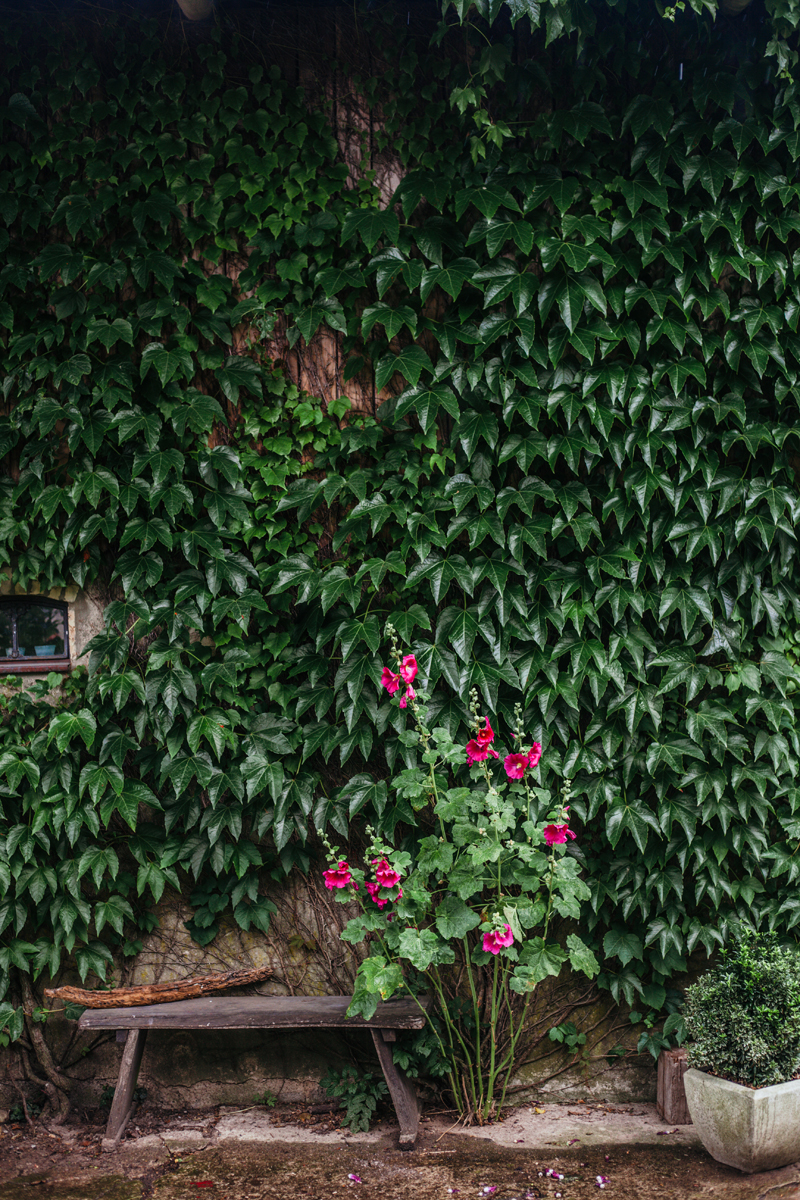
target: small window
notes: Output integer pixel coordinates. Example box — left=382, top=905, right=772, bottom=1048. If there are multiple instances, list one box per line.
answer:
left=0, top=598, right=70, bottom=674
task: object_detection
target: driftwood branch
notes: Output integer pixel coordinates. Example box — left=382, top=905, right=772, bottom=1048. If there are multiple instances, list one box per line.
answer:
left=44, top=964, right=276, bottom=1009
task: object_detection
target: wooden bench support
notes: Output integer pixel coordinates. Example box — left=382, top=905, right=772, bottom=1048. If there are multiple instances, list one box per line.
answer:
left=370, top=1028, right=420, bottom=1148
left=657, top=1047, right=691, bottom=1125
left=102, top=1028, right=148, bottom=1151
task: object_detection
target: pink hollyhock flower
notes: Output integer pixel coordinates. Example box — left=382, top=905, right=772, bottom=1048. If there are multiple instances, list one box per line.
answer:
left=527, top=742, right=543, bottom=768
left=367, top=881, right=402, bottom=908
left=504, top=753, right=529, bottom=780
left=543, top=823, right=576, bottom=846
left=374, top=857, right=402, bottom=888
left=381, top=667, right=401, bottom=695
left=483, top=924, right=514, bottom=955
left=466, top=717, right=499, bottom=764
left=323, top=861, right=353, bottom=889
left=399, top=654, right=418, bottom=684
left=478, top=717, right=496, bottom=747
left=399, top=685, right=415, bottom=709
left=366, top=881, right=388, bottom=909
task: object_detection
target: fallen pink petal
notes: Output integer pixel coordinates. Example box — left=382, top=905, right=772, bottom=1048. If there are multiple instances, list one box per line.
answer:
left=347, top=1173, right=362, bottom=1183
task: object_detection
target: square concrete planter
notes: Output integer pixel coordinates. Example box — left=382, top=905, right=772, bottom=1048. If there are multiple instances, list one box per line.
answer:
left=684, top=1067, right=800, bottom=1173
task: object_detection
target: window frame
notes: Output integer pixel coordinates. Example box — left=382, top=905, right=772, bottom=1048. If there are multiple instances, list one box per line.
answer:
left=0, top=596, right=71, bottom=675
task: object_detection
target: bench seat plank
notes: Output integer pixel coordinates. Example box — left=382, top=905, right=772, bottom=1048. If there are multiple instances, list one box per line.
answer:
left=79, top=994, right=429, bottom=1031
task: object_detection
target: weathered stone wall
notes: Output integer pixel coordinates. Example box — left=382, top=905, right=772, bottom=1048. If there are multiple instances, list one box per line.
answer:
left=5, top=872, right=665, bottom=1111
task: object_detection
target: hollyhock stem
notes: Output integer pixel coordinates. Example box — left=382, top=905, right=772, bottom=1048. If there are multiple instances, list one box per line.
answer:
left=463, top=936, right=483, bottom=1105
left=483, top=952, right=501, bottom=1122
left=430, top=966, right=479, bottom=1113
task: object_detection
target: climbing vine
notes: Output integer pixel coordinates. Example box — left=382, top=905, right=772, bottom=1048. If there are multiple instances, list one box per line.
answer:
left=0, top=0, right=800, bottom=1083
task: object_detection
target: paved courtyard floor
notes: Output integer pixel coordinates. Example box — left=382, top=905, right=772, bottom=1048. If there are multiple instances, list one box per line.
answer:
left=0, top=1102, right=797, bottom=1200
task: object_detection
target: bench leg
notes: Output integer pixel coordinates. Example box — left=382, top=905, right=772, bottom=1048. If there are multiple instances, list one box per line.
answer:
left=371, top=1029, right=420, bottom=1149
left=102, top=1029, right=148, bottom=1152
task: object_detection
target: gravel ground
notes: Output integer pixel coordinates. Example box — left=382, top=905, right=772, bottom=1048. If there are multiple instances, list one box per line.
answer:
left=0, top=1101, right=796, bottom=1200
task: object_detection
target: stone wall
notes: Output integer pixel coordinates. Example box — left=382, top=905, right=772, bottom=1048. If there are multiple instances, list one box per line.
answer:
left=9, top=872, right=664, bottom=1112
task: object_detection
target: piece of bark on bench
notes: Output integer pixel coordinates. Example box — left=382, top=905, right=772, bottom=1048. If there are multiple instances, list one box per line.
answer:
left=79, top=994, right=432, bottom=1151
left=45, top=964, right=275, bottom=1007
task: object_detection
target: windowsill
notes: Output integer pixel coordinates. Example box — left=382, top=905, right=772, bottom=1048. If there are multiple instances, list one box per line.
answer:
left=0, top=660, right=71, bottom=675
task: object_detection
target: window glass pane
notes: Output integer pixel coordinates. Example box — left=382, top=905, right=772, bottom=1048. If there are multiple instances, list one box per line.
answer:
left=0, top=609, right=12, bottom=657
left=17, top=606, right=66, bottom=658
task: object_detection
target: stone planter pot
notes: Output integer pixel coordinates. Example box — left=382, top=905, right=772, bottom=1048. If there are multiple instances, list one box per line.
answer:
left=684, top=1067, right=800, bottom=1174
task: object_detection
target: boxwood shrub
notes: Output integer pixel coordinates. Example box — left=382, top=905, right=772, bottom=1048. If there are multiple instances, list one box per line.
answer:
left=684, top=931, right=800, bottom=1089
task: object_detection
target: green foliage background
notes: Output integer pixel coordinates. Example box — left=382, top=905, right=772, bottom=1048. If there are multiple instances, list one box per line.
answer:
left=1, top=0, right=800, bottom=1040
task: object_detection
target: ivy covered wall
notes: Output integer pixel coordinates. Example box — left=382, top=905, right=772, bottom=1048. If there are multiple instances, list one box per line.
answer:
left=1, top=0, right=800, bottom=1092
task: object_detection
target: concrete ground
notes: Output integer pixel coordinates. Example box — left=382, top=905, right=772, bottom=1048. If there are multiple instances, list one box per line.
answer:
left=0, top=1102, right=798, bottom=1200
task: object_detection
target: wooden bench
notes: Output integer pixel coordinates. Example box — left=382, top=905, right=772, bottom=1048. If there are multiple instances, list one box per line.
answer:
left=79, top=994, right=432, bottom=1151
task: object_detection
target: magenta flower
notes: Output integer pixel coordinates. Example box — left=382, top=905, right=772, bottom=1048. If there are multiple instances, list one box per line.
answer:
left=543, top=823, right=576, bottom=846
left=323, top=861, right=353, bottom=889
left=466, top=717, right=499, bottom=765
left=365, top=881, right=388, bottom=908
left=527, top=742, right=542, bottom=767
left=399, top=654, right=418, bottom=684
left=504, top=753, right=529, bottom=779
left=374, top=857, right=402, bottom=888
left=381, top=667, right=402, bottom=695
left=483, top=924, right=514, bottom=955
left=399, top=685, right=415, bottom=709
left=366, top=880, right=401, bottom=908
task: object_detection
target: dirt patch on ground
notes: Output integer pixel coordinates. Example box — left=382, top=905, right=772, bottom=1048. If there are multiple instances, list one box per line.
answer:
left=0, top=1103, right=797, bottom=1200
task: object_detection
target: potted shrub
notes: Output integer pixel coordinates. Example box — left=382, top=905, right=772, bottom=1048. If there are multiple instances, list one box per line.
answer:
left=683, top=930, right=800, bottom=1173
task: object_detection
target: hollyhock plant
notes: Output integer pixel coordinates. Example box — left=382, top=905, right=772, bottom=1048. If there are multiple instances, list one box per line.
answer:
left=365, top=881, right=389, bottom=909
left=504, top=753, right=530, bottom=780
left=381, top=667, right=402, bottom=696
left=483, top=924, right=514, bottom=955
left=323, top=861, right=354, bottom=890
left=543, top=823, right=577, bottom=846
left=466, top=717, right=499, bottom=764
left=504, top=739, right=543, bottom=779
left=399, top=654, right=418, bottom=684
left=337, top=628, right=597, bottom=1128
left=374, top=857, right=402, bottom=888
